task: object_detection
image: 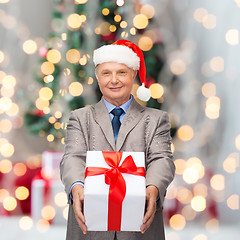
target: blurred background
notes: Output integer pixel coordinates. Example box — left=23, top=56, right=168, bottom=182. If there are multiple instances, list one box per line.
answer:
left=0, top=0, right=240, bottom=239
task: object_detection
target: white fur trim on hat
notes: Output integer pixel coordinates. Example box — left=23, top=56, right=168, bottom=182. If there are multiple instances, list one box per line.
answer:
left=137, top=83, right=151, bottom=102
left=93, top=45, right=140, bottom=70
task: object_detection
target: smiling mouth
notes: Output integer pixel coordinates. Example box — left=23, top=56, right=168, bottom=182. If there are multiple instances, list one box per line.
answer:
left=109, top=87, right=122, bottom=91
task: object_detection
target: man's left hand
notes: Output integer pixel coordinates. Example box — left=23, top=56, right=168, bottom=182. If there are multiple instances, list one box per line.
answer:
left=140, top=185, right=159, bottom=234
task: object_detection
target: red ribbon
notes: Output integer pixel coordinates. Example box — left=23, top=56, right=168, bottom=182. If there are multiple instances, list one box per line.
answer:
left=85, top=151, right=145, bottom=231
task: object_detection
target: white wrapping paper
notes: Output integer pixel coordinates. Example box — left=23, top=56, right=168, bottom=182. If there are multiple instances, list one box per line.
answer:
left=84, top=151, right=146, bottom=231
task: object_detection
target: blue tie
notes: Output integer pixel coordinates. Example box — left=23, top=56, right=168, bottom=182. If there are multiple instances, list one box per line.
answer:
left=111, top=108, right=124, bottom=142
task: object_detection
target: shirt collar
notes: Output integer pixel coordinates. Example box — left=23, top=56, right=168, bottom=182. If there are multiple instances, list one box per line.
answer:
left=103, top=95, right=133, bottom=114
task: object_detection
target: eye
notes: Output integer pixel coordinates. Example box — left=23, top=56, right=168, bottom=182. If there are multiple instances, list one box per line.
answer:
left=119, top=71, right=127, bottom=75
left=102, top=71, right=110, bottom=76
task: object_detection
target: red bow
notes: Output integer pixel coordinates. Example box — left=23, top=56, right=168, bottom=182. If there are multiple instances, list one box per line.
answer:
left=85, top=151, right=145, bottom=231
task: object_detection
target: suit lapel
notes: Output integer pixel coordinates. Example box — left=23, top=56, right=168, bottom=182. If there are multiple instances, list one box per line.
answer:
left=93, top=99, right=115, bottom=150
left=116, top=98, right=145, bottom=151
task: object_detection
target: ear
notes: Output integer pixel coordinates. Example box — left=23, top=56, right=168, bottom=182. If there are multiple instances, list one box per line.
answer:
left=133, top=70, right=137, bottom=79
left=95, top=67, right=99, bottom=80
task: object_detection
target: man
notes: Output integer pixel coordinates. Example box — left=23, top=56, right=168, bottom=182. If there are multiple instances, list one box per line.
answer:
left=60, top=39, right=175, bottom=240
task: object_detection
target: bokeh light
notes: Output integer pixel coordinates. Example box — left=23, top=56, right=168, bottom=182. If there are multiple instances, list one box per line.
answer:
left=210, top=57, right=224, bottom=72
left=67, top=13, right=82, bottom=29
left=35, top=98, right=49, bottom=111
left=79, top=55, right=87, bottom=65
left=114, top=14, right=121, bottom=22
left=235, top=134, right=240, bottom=150
left=174, top=159, right=186, bottom=175
left=3, top=196, right=17, bottom=211
left=170, top=59, right=186, bottom=75
left=193, top=234, right=208, bottom=240
left=47, top=134, right=54, bottom=142
left=130, top=27, right=136, bottom=35
left=140, top=4, right=155, bottom=19
left=186, top=157, right=205, bottom=179
left=39, top=87, right=53, bottom=101
left=109, top=25, right=117, bottom=32
left=0, top=97, right=12, bottom=111
left=63, top=206, right=69, bottom=220
left=102, top=8, right=110, bottom=16
left=66, top=49, right=81, bottom=63
left=191, top=196, right=206, bottom=212
left=41, top=61, right=55, bottom=75
left=223, top=154, right=238, bottom=173
left=202, top=14, right=217, bottom=29
left=41, top=205, right=56, bottom=220
left=202, top=82, right=216, bottom=98
left=22, top=40, right=37, bottom=54
left=2, top=15, right=17, bottom=29
left=1, top=86, right=15, bottom=98
left=74, top=0, right=88, bottom=4
left=193, top=8, right=208, bottom=23
left=193, top=184, right=208, bottom=197
left=69, top=82, right=83, bottom=96
left=133, top=14, right=149, bottom=29
left=116, top=0, right=124, bottom=7
left=0, top=70, right=6, bottom=83
left=181, top=205, right=196, bottom=221
left=15, top=186, right=29, bottom=200
left=88, top=77, right=94, bottom=85
left=225, top=29, right=239, bottom=45
left=205, top=96, right=220, bottom=119
left=183, top=167, right=199, bottom=184
left=13, top=163, right=27, bottom=176
left=177, top=125, right=194, bottom=141
left=138, top=36, right=153, bottom=51
left=0, top=142, right=15, bottom=157
left=149, top=83, right=164, bottom=99
left=169, top=214, right=186, bottom=230
left=0, top=119, right=12, bottom=133
left=177, top=187, right=193, bottom=204
left=0, top=189, right=9, bottom=202
left=19, top=216, right=33, bottom=231
left=46, top=49, right=61, bottom=64
left=210, top=174, right=225, bottom=191
left=205, top=218, right=219, bottom=233
left=54, top=192, right=67, bottom=207
left=2, top=75, right=16, bottom=88
left=227, top=194, right=239, bottom=210
left=120, top=20, right=127, bottom=28
left=43, top=75, right=54, bottom=83
left=55, top=111, right=62, bottom=119
left=49, top=116, right=56, bottom=124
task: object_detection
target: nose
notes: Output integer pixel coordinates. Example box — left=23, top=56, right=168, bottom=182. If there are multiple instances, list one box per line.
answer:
left=111, top=73, right=118, bottom=84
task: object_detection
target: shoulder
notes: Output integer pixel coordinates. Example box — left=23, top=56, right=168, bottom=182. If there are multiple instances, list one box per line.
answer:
left=68, top=105, right=93, bottom=123
left=134, top=98, right=168, bottom=118
left=72, top=105, right=92, bottom=115
left=144, top=106, right=169, bottom=123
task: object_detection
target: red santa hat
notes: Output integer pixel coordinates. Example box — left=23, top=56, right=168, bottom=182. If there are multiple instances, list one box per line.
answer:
left=93, top=39, right=151, bottom=102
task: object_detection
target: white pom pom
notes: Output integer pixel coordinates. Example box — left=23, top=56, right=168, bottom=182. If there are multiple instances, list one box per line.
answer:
left=137, top=83, right=151, bottom=102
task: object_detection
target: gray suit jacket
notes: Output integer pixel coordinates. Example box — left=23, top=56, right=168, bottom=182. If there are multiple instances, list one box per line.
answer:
left=60, top=98, right=175, bottom=240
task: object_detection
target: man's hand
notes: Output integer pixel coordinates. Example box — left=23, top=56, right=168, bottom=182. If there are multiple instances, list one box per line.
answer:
left=71, top=184, right=87, bottom=234
left=140, top=185, right=159, bottom=234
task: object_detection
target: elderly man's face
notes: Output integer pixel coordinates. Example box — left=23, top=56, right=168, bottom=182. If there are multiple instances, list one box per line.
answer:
left=95, top=62, right=137, bottom=106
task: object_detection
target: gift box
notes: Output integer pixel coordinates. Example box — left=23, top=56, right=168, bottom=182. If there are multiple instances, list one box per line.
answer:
left=41, top=151, right=63, bottom=179
left=31, top=178, right=68, bottom=225
left=84, top=151, right=146, bottom=231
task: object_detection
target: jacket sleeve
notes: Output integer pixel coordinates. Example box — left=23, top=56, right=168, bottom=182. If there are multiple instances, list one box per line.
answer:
left=60, top=110, right=87, bottom=203
left=145, top=111, right=175, bottom=206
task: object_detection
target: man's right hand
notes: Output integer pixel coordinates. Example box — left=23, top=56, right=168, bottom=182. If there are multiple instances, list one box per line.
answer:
left=71, top=184, right=87, bottom=234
